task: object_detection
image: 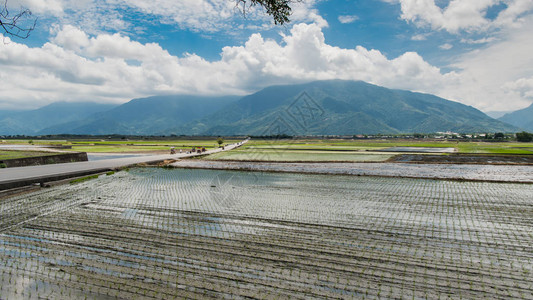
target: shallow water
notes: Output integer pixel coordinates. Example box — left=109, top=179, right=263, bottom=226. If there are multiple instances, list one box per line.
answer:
left=0, top=168, right=532, bottom=299
left=173, top=160, right=533, bottom=182
left=378, top=146, right=456, bottom=153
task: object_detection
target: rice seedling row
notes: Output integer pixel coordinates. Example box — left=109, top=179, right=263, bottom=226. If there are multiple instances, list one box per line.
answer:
left=0, top=168, right=532, bottom=299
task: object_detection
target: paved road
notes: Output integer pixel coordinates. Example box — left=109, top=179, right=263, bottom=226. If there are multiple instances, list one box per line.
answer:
left=0, top=140, right=247, bottom=190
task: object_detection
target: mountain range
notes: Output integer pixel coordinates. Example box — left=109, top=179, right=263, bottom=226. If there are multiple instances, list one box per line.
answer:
left=38, top=95, right=238, bottom=135
left=173, top=80, right=518, bottom=135
left=0, top=80, right=523, bottom=136
left=0, top=102, right=117, bottom=136
left=498, top=103, right=533, bottom=132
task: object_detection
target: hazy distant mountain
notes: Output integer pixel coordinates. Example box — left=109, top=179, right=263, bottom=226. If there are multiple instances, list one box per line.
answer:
left=499, top=103, right=533, bottom=132
left=173, top=80, right=518, bottom=135
left=485, top=110, right=514, bottom=119
left=6, top=81, right=519, bottom=136
left=0, top=110, right=23, bottom=119
left=39, top=95, right=239, bottom=135
left=0, top=102, right=117, bottom=135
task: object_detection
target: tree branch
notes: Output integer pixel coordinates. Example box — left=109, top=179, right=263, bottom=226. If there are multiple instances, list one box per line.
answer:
left=235, top=0, right=301, bottom=25
left=1, top=0, right=36, bottom=39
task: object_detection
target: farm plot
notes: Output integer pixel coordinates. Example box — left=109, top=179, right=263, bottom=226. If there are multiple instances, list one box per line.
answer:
left=206, top=149, right=394, bottom=162
left=1, top=168, right=532, bottom=299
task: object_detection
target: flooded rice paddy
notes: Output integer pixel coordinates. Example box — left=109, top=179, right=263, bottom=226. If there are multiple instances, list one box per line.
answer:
left=1, top=168, right=532, bottom=299
left=172, top=160, right=533, bottom=183
left=377, top=147, right=456, bottom=153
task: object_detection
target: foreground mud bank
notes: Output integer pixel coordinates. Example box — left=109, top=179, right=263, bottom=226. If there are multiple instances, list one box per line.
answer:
left=171, top=160, right=533, bottom=183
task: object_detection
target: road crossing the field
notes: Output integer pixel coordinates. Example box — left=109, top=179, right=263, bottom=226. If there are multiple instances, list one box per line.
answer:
left=0, top=140, right=247, bottom=190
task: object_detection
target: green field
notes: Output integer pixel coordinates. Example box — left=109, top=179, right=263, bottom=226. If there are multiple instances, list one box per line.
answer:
left=207, top=149, right=394, bottom=162
left=0, top=150, right=57, bottom=160
left=72, top=139, right=241, bottom=153
left=2, top=139, right=240, bottom=153
left=3, top=138, right=533, bottom=159
left=245, top=139, right=533, bottom=153
left=206, top=139, right=533, bottom=162
left=0, top=140, right=67, bottom=145
left=71, top=144, right=178, bottom=153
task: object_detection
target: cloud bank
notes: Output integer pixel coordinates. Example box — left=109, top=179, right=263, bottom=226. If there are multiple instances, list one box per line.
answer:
left=0, top=23, right=460, bottom=109
left=383, top=0, right=533, bottom=33
left=1, top=1, right=532, bottom=112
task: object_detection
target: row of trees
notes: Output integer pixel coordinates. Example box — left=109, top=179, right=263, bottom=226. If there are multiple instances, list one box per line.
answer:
left=357, top=132, right=533, bottom=142
left=516, top=131, right=533, bottom=142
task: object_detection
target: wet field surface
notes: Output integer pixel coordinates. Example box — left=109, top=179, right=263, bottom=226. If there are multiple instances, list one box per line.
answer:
left=1, top=168, right=532, bottom=299
left=389, top=154, right=533, bottom=164
left=377, top=147, right=456, bottom=153
left=172, top=160, right=533, bottom=183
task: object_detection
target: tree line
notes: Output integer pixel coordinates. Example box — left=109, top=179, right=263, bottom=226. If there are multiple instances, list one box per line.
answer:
left=516, top=131, right=533, bottom=142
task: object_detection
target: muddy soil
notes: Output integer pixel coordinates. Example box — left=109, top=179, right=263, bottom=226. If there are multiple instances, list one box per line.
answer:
left=1, top=168, right=532, bottom=299
left=390, top=154, right=533, bottom=165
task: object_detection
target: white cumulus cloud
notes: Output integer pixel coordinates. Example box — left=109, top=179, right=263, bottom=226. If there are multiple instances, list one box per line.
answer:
left=384, top=0, right=533, bottom=33
left=2, top=19, right=532, bottom=112
left=411, top=33, right=429, bottom=41
left=290, top=0, right=329, bottom=28
left=503, top=76, right=533, bottom=100
left=460, top=37, right=497, bottom=44
left=338, top=15, right=359, bottom=24
left=439, top=43, right=453, bottom=50
left=0, top=23, right=458, bottom=109
left=444, top=15, right=533, bottom=111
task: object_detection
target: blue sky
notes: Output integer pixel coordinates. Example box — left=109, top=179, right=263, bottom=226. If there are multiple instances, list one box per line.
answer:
left=1, top=0, right=533, bottom=113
